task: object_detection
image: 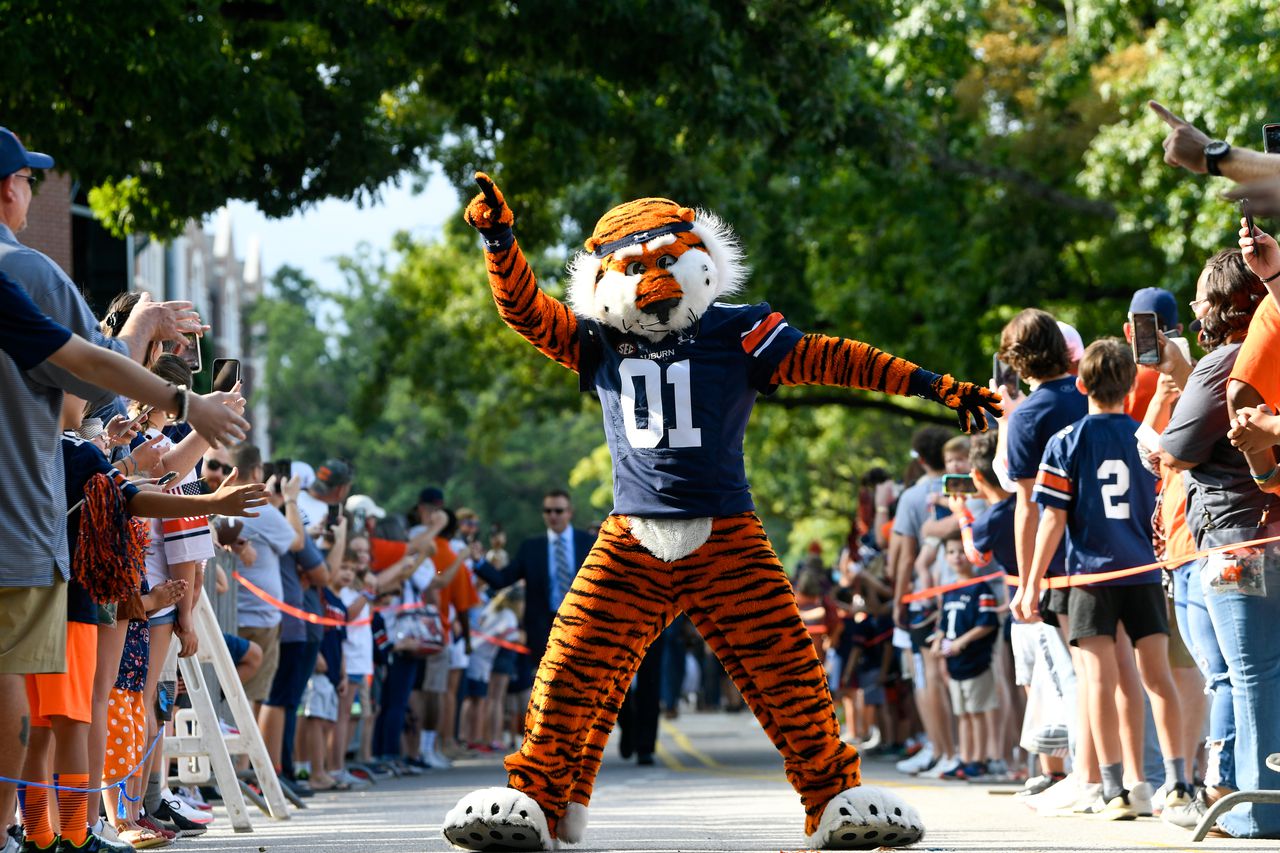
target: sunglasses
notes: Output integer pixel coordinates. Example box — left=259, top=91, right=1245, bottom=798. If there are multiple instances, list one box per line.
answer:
left=542, top=507, right=568, bottom=515
left=204, top=459, right=233, bottom=474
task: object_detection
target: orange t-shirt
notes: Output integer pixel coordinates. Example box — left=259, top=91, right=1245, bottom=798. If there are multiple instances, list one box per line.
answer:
left=370, top=537, right=408, bottom=572
left=1230, top=293, right=1280, bottom=408
left=434, top=538, right=480, bottom=643
left=1126, top=366, right=1163, bottom=427
left=1160, top=473, right=1196, bottom=565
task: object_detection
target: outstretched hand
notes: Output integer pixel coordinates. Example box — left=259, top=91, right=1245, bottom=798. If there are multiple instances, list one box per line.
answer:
left=210, top=467, right=269, bottom=518
left=464, top=172, right=515, bottom=234
left=930, top=375, right=1003, bottom=433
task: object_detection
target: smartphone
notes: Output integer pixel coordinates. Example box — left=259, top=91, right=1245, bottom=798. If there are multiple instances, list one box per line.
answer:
left=162, top=333, right=202, bottom=373
left=1264, top=123, right=1280, bottom=154
left=326, top=503, right=342, bottom=528
left=260, top=461, right=277, bottom=484
left=1129, top=311, right=1162, bottom=365
left=271, top=458, right=291, bottom=493
left=156, top=471, right=179, bottom=487
left=942, top=474, right=977, bottom=496
left=1242, top=198, right=1256, bottom=238
left=211, top=357, right=240, bottom=394
left=122, top=404, right=155, bottom=433
left=992, top=354, right=1019, bottom=392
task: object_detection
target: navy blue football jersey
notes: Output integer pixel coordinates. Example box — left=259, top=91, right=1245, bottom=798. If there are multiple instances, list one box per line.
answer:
left=941, top=581, right=999, bottom=680
left=579, top=302, right=804, bottom=518
left=1032, top=413, right=1159, bottom=585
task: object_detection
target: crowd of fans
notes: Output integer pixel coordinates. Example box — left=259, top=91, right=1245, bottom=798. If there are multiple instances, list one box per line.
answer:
left=5, top=97, right=1280, bottom=853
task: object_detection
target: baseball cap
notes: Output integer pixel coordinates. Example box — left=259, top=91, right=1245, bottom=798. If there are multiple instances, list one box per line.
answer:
left=1129, top=287, right=1180, bottom=332
left=291, top=460, right=316, bottom=491
left=418, top=486, right=445, bottom=507
left=1057, top=321, right=1085, bottom=364
left=0, top=128, right=53, bottom=176
left=345, top=494, right=387, bottom=520
left=312, top=459, right=352, bottom=495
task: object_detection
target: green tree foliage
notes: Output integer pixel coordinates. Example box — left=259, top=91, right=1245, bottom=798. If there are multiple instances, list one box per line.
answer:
left=31, top=2, right=1276, bottom=551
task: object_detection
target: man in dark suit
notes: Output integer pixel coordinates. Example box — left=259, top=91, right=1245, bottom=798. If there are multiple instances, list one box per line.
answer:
left=472, top=489, right=593, bottom=668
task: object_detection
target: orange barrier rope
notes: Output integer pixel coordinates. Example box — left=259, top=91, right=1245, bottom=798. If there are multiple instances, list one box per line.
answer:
left=901, top=530, right=1280, bottom=604
left=232, top=571, right=531, bottom=653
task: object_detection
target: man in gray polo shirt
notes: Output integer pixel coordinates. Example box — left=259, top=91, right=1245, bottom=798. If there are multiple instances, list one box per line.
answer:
left=0, top=128, right=206, bottom=841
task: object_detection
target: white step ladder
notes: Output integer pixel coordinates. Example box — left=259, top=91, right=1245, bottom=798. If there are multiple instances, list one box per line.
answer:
left=163, top=592, right=291, bottom=831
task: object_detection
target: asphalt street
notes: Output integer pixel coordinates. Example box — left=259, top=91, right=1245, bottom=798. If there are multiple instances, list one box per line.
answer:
left=180, top=710, right=1274, bottom=852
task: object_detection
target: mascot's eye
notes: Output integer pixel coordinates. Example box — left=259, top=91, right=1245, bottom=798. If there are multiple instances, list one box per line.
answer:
left=625, top=261, right=646, bottom=276
left=656, top=254, right=677, bottom=269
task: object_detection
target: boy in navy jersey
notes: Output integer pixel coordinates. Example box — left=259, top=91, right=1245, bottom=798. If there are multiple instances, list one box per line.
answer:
left=935, top=537, right=1000, bottom=781
left=953, top=431, right=1067, bottom=791
left=1025, top=339, right=1188, bottom=819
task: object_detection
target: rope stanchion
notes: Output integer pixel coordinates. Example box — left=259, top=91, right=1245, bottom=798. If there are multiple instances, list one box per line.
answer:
left=232, top=571, right=531, bottom=654
left=900, top=530, right=1280, bottom=604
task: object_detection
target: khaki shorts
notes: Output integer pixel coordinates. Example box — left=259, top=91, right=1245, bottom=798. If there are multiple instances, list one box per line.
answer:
left=237, top=625, right=281, bottom=703
left=947, top=667, right=998, bottom=715
left=0, top=579, right=68, bottom=675
left=423, top=647, right=450, bottom=693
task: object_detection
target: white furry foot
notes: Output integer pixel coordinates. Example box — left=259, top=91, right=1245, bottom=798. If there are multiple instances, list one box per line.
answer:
left=557, top=802, right=588, bottom=844
left=806, top=786, right=925, bottom=850
left=442, top=787, right=555, bottom=851
left=628, top=516, right=713, bottom=562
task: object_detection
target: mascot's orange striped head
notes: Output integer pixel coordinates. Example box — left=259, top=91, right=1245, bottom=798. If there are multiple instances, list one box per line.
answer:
left=567, top=196, right=746, bottom=341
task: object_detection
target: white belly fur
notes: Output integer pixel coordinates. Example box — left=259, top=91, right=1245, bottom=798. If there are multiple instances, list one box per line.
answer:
left=627, top=516, right=714, bottom=563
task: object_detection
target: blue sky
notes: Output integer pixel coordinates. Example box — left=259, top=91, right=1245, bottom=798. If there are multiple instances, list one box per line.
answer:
left=225, top=166, right=460, bottom=294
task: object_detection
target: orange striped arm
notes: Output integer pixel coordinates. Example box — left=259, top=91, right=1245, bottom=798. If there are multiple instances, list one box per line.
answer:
left=481, top=239, right=580, bottom=373
left=465, top=173, right=579, bottom=372
left=771, top=333, right=919, bottom=396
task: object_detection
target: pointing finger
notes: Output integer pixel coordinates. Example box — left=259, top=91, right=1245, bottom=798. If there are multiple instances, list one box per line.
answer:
left=1148, top=100, right=1186, bottom=128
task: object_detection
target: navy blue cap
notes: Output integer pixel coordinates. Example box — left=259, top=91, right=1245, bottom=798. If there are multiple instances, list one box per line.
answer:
left=0, top=128, right=53, bottom=177
left=418, top=486, right=444, bottom=506
left=1129, top=287, right=1179, bottom=331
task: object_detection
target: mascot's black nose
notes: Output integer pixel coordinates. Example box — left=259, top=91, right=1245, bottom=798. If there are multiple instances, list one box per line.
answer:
left=642, top=297, right=680, bottom=323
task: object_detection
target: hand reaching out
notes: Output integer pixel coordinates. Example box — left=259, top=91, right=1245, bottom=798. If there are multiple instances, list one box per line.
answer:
left=1239, top=218, right=1280, bottom=282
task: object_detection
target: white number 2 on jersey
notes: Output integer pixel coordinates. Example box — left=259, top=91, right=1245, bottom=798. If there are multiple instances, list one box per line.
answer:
left=1097, top=459, right=1130, bottom=520
left=619, top=358, right=702, bottom=449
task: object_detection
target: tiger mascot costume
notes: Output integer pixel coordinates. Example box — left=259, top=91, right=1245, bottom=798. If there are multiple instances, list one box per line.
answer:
left=443, top=174, right=1001, bottom=851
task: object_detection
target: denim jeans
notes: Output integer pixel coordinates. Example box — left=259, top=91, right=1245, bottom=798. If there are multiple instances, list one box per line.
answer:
left=1173, top=560, right=1235, bottom=789
left=373, top=654, right=424, bottom=759
left=1198, top=526, right=1280, bottom=838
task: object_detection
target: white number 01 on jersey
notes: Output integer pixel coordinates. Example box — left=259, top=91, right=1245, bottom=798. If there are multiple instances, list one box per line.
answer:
left=619, top=358, right=703, bottom=449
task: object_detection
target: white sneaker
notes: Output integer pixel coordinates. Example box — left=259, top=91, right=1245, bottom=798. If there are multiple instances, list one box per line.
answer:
left=1130, top=780, right=1155, bottom=817
left=1065, top=783, right=1105, bottom=815
left=424, top=748, right=453, bottom=770
left=90, top=820, right=121, bottom=843
left=163, top=789, right=214, bottom=825
left=332, top=768, right=371, bottom=789
left=2, top=826, right=19, bottom=853
left=895, top=745, right=935, bottom=775
left=861, top=726, right=882, bottom=751
left=931, top=755, right=962, bottom=779
left=1029, top=775, right=1082, bottom=813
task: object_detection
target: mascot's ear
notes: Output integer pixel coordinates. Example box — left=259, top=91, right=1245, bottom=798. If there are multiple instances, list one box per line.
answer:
left=584, top=235, right=601, bottom=254
left=678, top=207, right=695, bottom=223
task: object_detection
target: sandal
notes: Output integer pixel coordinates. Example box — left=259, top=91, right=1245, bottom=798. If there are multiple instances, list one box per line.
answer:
left=118, top=826, right=171, bottom=849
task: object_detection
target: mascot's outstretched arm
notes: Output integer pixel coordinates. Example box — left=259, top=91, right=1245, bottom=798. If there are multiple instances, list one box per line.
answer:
left=773, top=333, right=1002, bottom=433
left=464, top=172, right=580, bottom=373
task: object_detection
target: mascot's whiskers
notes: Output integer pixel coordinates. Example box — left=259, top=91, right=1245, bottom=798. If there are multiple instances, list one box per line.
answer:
left=442, top=173, right=1002, bottom=851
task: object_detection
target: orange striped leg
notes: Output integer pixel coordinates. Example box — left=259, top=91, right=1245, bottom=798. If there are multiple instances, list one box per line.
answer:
left=674, top=514, right=861, bottom=837
left=504, top=516, right=678, bottom=837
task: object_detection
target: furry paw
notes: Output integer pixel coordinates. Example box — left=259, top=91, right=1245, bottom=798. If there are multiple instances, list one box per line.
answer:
left=442, top=787, right=554, bottom=851
left=807, top=786, right=925, bottom=850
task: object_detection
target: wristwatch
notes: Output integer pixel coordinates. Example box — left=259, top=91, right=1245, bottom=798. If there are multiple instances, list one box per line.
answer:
left=1205, top=140, right=1231, bottom=176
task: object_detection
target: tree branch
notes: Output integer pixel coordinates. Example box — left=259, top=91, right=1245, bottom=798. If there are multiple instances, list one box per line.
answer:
left=760, top=391, right=956, bottom=425
left=929, top=151, right=1117, bottom=219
